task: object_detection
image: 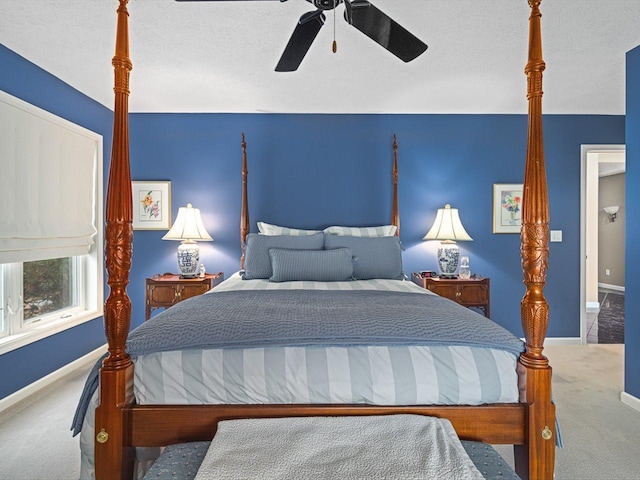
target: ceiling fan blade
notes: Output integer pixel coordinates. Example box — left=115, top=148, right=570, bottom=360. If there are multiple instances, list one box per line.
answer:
left=275, top=10, right=326, bottom=72
left=344, top=0, right=427, bottom=62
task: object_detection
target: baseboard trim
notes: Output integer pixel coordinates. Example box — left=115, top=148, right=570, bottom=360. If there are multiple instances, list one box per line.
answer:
left=519, top=337, right=582, bottom=346
left=544, top=337, right=583, bottom=346
left=621, top=392, right=640, bottom=413
left=598, top=282, right=625, bottom=293
left=0, top=344, right=107, bottom=414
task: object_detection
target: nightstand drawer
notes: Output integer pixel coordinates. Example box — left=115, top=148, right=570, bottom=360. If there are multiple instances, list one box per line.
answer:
left=179, top=283, right=211, bottom=301
left=425, top=284, right=457, bottom=299
left=145, top=272, right=224, bottom=320
left=457, top=284, right=488, bottom=305
left=147, top=283, right=181, bottom=306
left=411, top=273, right=490, bottom=318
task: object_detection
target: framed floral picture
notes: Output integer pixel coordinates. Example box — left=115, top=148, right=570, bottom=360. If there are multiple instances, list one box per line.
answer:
left=493, top=183, right=523, bottom=233
left=132, top=181, right=171, bottom=230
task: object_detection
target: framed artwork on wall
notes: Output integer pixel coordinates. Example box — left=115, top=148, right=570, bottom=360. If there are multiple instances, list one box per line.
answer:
left=493, top=183, right=523, bottom=233
left=132, top=181, right=171, bottom=230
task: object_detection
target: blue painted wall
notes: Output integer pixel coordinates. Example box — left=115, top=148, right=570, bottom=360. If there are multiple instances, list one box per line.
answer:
left=0, top=44, right=628, bottom=402
left=625, top=45, right=640, bottom=400
left=127, top=113, right=624, bottom=339
left=0, top=45, right=112, bottom=400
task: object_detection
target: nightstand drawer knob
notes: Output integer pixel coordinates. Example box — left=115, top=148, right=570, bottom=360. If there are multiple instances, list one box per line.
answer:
left=456, top=292, right=462, bottom=297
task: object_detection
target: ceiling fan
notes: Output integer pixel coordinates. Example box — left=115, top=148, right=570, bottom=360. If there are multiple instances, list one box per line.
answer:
left=175, top=0, right=428, bottom=72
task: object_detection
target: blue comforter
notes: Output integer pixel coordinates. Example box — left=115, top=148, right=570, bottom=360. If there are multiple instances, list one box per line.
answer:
left=127, top=289, right=524, bottom=356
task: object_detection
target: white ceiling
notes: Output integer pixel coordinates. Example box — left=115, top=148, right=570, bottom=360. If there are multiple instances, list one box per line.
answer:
left=2, top=0, right=640, bottom=114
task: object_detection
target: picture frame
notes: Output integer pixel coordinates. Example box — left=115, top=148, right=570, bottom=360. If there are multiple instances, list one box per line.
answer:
left=493, top=183, right=523, bottom=233
left=132, top=181, right=171, bottom=230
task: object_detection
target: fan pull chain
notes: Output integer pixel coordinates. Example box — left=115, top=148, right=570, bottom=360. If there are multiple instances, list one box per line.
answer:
left=332, top=0, right=337, bottom=53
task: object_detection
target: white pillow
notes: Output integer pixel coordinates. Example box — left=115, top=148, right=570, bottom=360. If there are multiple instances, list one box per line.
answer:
left=323, top=225, right=397, bottom=237
left=257, top=221, right=321, bottom=236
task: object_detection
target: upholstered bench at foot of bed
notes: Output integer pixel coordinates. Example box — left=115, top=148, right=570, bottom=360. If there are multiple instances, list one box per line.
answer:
left=141, top=441, right=520, bottom=480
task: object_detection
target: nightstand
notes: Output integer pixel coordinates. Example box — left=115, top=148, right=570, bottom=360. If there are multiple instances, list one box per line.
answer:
left=411, top=273, right=490, bottom=318
left=145, top=272, right=224, bottom=320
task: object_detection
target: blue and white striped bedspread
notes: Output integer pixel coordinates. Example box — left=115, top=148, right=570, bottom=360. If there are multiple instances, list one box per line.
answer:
left=134, top=344, right=520, bottom=406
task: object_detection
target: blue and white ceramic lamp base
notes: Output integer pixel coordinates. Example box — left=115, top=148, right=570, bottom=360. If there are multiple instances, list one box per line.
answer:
left=437, top=244, right=460, bottom=278
left=177, top=241, right=200, bottom=278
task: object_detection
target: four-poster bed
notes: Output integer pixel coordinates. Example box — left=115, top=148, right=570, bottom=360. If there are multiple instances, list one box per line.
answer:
left=93, top=1, right=555, bottom=479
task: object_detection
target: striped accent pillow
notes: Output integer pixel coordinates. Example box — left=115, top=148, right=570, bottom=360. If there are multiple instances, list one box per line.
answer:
left=257, top=222, right=321, bottom=236
left=269, top=248, right=354, bottom=283
left=323, top=225, right=397, bottom=237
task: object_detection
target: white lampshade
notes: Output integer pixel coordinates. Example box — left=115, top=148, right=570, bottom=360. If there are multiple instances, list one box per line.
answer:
left=162, top=203, right=213, bottom=242
left=423, top=204, right=473, bottom=242
left=162, top=203, right=212, bottom=278
left=424, top=204, right=472, bottom=278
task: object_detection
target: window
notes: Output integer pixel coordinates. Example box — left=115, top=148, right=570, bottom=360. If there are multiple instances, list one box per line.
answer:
left=23, top=258, right=75, bottom=323
left=0, top=91, right=103, bottom=354
left=1, top=257, right=85, bottom=337
left=0, top=250, right=102, bottom=354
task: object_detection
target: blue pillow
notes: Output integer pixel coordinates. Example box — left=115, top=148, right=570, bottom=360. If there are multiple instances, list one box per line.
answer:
left=269, top=248, right=354, bottom=283
left=324, top=235, right=403, bottom=280
left=242, top=233, right=325, bottom=279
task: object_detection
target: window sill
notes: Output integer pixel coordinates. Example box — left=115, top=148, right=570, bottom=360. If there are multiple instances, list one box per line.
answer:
left=0, top=309, right=103, bottom=356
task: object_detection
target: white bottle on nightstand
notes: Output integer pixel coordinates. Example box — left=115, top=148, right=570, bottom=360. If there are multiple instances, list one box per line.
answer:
left=459, top=256, right=471, bottom=279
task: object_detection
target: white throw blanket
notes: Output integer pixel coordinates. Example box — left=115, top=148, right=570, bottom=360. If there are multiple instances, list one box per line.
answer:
left=194, top=415, right=484, bottom=480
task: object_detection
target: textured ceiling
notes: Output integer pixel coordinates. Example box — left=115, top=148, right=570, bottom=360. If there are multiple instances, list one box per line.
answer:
left=2, top=0, right=640, bottom=114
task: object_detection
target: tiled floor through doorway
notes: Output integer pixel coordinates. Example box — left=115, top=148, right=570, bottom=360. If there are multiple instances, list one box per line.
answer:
left=587, top=288, right=625, bottom=344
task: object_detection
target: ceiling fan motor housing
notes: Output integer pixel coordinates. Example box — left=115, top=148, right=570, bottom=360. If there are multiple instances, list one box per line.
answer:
left=312, top=0, right=343, bottom=10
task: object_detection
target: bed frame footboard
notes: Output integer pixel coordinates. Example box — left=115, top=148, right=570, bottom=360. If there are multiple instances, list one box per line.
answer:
left=125, top=403, right=527, bottom=447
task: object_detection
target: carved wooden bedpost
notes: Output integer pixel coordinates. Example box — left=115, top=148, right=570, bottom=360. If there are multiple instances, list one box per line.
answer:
left=240, top=133, right=250, bottom=269
left=391, top=134, right=400, bottom=237
left=515, top=1, right=556, bottom=478
left=94, top=1, right=135, bottom=479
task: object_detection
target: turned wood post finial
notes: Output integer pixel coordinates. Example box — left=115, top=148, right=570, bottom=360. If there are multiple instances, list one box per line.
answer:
left=520, top=0, right=549, bottom=369
left=391, top=134, right=400, bottom=237
left=240, top=133, right=250, bottom=269
left=104, top=0, right=133, bottom=369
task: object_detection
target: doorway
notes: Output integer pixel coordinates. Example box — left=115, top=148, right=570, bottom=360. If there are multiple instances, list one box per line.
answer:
left=580, top=145, right=626, bottom=344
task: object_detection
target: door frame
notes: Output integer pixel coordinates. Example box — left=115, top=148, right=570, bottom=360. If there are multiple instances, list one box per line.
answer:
left=580, top=144, right=626, bottom=343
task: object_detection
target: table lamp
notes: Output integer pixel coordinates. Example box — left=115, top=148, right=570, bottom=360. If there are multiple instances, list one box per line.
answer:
left=162, top=203, right=213, bottom=278
left=424, top=204, right=473, bottom=278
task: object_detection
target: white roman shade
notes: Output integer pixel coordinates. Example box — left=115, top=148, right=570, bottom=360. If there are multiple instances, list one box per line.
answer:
left=0, top=91, right=99, bottom=263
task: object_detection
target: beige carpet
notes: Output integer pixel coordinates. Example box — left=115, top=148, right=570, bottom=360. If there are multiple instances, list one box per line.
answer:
left=494, top=344, right=640, bottom=479
left=0, top=366, right=87, bottom=480
left=548, top=345, right=640, bottom=479
left=0, top=344, right=638, bottom=479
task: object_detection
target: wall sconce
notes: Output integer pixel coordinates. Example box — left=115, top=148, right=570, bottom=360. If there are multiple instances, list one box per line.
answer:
left=423, top=204, right=473, bottom=278
left=603, top=206, right=619, bottom=222
left=162, top=203, right=213, bottom=278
